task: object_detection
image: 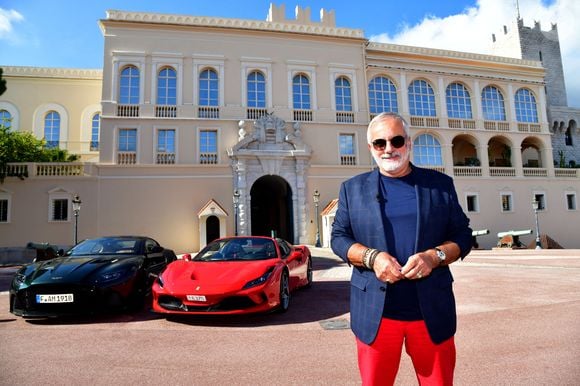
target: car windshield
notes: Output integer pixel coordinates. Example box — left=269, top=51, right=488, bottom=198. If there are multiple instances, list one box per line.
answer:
left=67, top=237, right=140, bottom=256
left=193, top=238, right=276, bottom=261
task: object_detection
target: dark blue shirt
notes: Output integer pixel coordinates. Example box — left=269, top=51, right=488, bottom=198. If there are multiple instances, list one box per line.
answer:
left=379, top=170, right=423, bottom=320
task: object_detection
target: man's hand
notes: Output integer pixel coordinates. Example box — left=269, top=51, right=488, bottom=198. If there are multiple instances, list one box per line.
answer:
left=373, top=252, right=404, bottom=284
left=401, top=250, right=438, bottom=280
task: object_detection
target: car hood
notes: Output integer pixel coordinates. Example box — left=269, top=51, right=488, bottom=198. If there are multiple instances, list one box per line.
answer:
left=161, top=259, right=277, bottom=293
left=20, top=255, right=142, bottom=285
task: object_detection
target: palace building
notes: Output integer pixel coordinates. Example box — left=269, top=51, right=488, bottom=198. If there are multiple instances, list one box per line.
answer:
left=1, top=4, right=579, bottom=253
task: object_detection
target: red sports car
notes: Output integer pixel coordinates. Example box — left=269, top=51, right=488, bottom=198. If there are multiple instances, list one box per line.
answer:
left=152, top=236, right=312, bottom=315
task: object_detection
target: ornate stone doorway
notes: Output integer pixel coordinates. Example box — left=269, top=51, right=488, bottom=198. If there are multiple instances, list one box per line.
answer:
left=228, top=113, right=312, bottom=244
left=250, top=175, right=293, bottom=241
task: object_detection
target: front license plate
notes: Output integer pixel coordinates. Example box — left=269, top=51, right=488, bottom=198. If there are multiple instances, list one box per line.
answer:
left=186, top=295, right=206, bottom=302
left=36, top=294, right=74, bottom=303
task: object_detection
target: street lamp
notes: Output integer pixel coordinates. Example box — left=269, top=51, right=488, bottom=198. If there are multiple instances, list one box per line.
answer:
left=532, top=199, right=542, bottom=250
left=313, top=190, right=321, bottom=247
left=72, top=195, right=82, bottom=245
left=233, top=190, right=240, bottom=236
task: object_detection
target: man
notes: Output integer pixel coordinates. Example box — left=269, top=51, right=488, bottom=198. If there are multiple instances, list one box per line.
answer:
left=331, top=112, right=472, bottom=385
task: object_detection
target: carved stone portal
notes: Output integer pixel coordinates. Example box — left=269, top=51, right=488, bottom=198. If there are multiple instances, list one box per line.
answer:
left=228, top=113, right=312, bottom=244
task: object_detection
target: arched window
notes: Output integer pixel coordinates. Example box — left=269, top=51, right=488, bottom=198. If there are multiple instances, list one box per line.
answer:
left=199, top=68, right=219, bottom=106
left=514, top=88, right=538, bottom=123
left=408, top=80, right=436, bottom=116
left=119, top=65, right=140, bottom=105
left=157, top=67, right=177, bottom=106
left=0, top=109, right=11, bottom=129
left=446, top=83, right=473, bottom=119
left=335, top=76, right=352, bottom=112
left=247, top=71, right=266, bottom=108
left=481, top=85, right=506, bottom=121
left=369, top=76, right=398, bottom=114
left=413, top=134, right=442, bottom=166
left=292, top=74, right=311, bottom=110
left=90, top=113, right=100, bottom=151
left=565, top=126, right=573, bottom=146
left=44, top=111, right=60, bottom=148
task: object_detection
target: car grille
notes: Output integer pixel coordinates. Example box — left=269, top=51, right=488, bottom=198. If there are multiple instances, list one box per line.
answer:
left=158, top=295, right=260, bottom=312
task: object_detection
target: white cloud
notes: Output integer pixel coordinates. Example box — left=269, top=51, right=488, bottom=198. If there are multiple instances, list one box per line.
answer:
left=0, top=8, right=24, bottom=40
left=370, top=0, right=580, bottom=108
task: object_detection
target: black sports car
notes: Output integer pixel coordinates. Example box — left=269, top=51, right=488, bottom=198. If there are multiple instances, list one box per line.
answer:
left=9, top=236, right=177, bottom=317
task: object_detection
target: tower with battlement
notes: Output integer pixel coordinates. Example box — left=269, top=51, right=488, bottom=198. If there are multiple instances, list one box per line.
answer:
left=492, top=18, right=579, bottom=166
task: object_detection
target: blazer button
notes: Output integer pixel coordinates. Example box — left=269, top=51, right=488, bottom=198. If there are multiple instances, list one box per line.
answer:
left=379, top=286, right=386, bottom=292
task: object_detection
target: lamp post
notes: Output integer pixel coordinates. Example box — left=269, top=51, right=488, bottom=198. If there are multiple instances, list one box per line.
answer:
left=72, top=195, right=82, bottom=245
left=233, top=190, right=240, bottom=236
left=313, top=190, right=321, bottom=247
left=532, top=199, right=542, bottom=250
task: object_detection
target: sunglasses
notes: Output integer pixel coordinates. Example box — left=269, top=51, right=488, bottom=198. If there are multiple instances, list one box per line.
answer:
left=371, top=135, right=407, bottom=150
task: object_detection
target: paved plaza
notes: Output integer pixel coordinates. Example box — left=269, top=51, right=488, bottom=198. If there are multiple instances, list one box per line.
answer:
left=1, top=248, right=579, bottom=385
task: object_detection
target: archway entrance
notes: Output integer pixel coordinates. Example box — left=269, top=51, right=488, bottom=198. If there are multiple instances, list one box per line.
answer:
left=206, top=215, right=220, bottom=244
left=250, top=175, right=293, bottom=241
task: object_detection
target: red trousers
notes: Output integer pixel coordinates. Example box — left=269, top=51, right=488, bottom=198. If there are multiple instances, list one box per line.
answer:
left=356, top=318, right=456, bottom=386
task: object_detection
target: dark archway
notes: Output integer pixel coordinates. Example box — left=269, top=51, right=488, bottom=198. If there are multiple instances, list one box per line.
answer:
left=250, top=175, right=294, bottom=242
left=206, top=215, right=220, bottom=244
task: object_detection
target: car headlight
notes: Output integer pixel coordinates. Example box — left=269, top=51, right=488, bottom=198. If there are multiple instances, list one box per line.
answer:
left=156, top=274, right=165, bottom=288
left=100, top=271, right=123, bottom=282
left=243, top=267, right=274, bottom=289
left=12, top=273, right=26, bottom=287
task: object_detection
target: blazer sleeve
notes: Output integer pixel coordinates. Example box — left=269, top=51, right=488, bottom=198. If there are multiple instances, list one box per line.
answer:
left=444, top=177, right=473, bottom=259
left=330, top=181, right=356, bottom=264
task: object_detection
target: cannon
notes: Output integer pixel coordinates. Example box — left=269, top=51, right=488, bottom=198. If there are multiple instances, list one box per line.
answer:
left=496, top=229, right=533, bottom=249
left=26, top=242, right=62, bottom=262
left=471, top=229, right=490, bottom=249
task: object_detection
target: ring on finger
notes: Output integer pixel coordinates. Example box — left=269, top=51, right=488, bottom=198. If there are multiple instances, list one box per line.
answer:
left=417, top=272, right=423, bottom=279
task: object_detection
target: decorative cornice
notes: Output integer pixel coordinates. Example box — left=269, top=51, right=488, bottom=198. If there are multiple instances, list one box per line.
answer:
left=104, top=10, right=364, bottom=39
left=367, top=42, right=543, bottom=68
left=1, top=66, right=102, bottom=79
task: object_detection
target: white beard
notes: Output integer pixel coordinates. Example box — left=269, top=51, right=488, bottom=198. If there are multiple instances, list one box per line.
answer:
left=373, top=150, right=410, bottom=173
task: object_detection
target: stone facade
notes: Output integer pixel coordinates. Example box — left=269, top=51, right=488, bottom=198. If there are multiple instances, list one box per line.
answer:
left=1, top=6, right=579, bottom=252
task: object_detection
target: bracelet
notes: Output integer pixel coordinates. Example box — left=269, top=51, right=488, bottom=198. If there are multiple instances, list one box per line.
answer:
left=368, top=249, right=380, bottom=269
left=362, top=248, right=379, bottom=270
left=362, top=248, right=371, bottom=269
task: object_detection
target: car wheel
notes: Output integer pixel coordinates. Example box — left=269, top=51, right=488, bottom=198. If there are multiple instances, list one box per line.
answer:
left=278, top=270, right=290, bottom=313
left=305, top=256, right=313, bottom=288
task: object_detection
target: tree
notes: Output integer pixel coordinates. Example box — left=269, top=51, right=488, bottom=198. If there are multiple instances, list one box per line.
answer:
left=0, top=123, right=79, bottom=182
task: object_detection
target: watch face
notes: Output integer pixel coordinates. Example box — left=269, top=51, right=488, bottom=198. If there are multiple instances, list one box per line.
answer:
left=436, top=248, right=446, bottom=260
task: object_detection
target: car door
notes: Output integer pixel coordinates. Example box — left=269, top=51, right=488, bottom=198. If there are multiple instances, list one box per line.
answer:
left=278, top=239, right=302, bottom=287
left=143, top=239, right=167, bottom=277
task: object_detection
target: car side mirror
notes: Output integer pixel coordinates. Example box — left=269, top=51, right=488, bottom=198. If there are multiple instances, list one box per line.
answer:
left=289, top=250, right=302, bottom=261
left=148, top=246, right=164, bottom=254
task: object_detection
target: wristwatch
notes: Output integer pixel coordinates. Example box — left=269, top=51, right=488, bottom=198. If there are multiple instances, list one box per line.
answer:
left=435, top=247, right=446, bottom=264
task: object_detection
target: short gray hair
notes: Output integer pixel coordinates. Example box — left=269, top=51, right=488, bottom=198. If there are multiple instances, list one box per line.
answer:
left=367, top=112, right=410, bottom=143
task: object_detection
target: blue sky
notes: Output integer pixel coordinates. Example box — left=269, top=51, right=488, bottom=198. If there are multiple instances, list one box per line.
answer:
left=1, top=0, right=579, bottom=106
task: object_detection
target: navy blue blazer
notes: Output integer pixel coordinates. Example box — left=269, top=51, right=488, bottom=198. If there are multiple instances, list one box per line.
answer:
left=331, top=165, right=472, bottom=345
